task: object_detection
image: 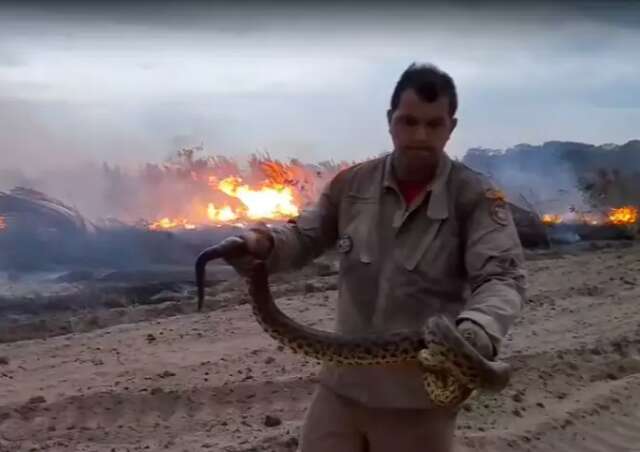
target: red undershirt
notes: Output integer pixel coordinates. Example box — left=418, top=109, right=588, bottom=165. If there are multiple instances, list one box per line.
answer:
left=397, top=179, right=429, bottom=206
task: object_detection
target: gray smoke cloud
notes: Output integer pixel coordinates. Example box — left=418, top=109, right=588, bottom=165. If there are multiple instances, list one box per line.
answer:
left=462, top=140, right=640, bottom=215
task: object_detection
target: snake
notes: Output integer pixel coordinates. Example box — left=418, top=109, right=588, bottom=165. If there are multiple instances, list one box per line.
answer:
left=195, top=236, right=512, bottom=407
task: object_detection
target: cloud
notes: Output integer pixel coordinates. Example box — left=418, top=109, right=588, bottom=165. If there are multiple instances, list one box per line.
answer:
left=0, top=47, right=24, bottom=68
left=1, top=0, right=640, bottom=175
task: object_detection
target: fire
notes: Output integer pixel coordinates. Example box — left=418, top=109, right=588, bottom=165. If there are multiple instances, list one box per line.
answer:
left=142, top=150, right=354, bottom=231
left=541, top=206, right=638, bottom=227
left=0, top=216, right=5, bottom=231
left=207, top=203, right=238, bottom=222
left=542, top=214, right=562, bottom=225
left=149, top=217, right=196, bottom=231
left=147, top=175, right=302, bottom=231
left=215, top=176, right=299, bottom=220
left=147, top=176, right=302, bottom=231
left=608, top=206, right=638, bottom=225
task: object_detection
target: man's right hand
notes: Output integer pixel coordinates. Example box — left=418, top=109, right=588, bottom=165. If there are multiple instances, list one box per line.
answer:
left=225, top=224, right=274, bottom=276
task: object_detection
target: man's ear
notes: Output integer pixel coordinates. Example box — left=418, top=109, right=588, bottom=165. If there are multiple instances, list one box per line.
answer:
left=450, top=117, right=458, bottom=134
left=386, top=108, right=393, bottom=125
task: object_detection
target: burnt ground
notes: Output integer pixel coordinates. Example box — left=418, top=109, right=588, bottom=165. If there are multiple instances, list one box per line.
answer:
left=0, top=241, right=639, bottom=451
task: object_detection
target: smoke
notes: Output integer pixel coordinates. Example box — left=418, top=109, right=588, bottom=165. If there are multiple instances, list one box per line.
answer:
left=2, top=1, right=640, bottom=220
left=463, top=143, right=587, bottom=212
left=0, top=146, right=350, bottom=224
left=6, top=139, right=640, bottom=225
left=462, top=140, right=640, bottom=213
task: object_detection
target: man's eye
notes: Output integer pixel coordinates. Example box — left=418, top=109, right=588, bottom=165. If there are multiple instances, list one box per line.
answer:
left=428, top=120, right=444, bottom=128
left=402, top=117, right=419, bottom=126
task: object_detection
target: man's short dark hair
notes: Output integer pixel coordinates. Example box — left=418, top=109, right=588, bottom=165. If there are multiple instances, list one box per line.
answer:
left=389, top=63, right=458, bottom=118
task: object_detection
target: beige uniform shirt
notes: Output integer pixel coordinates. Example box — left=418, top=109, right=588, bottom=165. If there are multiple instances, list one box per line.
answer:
left=265, top=152, right=527, bottom=409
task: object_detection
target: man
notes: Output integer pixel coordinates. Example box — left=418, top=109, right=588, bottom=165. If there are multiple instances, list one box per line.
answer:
left=232, top=63, right=526, bottom=451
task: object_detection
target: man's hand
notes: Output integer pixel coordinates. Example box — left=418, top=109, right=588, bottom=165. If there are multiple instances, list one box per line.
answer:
left=225, top=223, right=274, bottom=276
left=457, top=320, right=495, bottom=360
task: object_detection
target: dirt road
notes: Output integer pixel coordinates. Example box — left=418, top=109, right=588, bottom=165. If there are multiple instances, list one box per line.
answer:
left=1, top=242, right=639, bottom=451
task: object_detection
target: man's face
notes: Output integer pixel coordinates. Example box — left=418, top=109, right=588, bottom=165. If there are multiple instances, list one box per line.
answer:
left=387, top=88, right=457, bottom=172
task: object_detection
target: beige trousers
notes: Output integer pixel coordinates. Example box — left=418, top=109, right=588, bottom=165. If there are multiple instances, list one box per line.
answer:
left=299, top=384, right=458, bottom=452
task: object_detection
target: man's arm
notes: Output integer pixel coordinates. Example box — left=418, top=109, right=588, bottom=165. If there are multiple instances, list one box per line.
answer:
left=259, top=171, right=344, bottom=273
left=457, top=183, right=527, bottom=357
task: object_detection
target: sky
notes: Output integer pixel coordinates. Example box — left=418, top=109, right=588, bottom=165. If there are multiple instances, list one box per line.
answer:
left=1, top=0, right=640, bottom=175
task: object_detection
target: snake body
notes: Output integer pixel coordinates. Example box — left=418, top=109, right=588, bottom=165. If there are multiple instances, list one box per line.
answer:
left=195, top=236, right=512, bottom=407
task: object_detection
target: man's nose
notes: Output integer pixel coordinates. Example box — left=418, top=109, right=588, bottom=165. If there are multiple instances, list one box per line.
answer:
left=414, top=125, right=430, bottom=141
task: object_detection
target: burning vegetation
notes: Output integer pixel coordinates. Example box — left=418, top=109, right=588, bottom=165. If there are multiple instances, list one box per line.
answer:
left=148, top=217, right=196, bottom=231
left=113, top=148, right=352, bottom=231
left=463, top=141, right=640, bottom=243
left=0, top=150, right=356, bottom=271
left=1, top=141, right=639, bottom=273
left=608, top=206, right=638, bottom=225
left=541, top=206, right=638, bottom=227
left=147, top=175, right=300, bottom=230
left=541, top=214, right=562, bottom=225
left=207, top=175, right=299, bottom=222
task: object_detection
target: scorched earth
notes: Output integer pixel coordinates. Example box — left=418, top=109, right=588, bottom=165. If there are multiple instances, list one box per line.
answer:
left=0, top=241, right=639, bottom=452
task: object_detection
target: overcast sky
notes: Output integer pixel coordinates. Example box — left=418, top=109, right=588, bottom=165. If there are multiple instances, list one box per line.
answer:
left=1, top=0, right=640, bottom=175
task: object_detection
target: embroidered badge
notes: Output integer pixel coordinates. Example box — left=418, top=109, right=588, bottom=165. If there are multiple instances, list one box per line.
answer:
left=336, top=235, right=353, bottom=253
left=485, top=188, right=509, bottom=226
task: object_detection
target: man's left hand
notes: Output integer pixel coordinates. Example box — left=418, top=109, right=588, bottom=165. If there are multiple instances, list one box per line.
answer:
left=457, top=320, right=495, bottom=360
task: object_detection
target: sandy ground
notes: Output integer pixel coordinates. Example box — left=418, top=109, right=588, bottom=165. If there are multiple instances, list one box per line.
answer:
left=1, top=242, right=639, bottom=452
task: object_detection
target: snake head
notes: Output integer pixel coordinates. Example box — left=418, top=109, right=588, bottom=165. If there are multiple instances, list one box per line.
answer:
left=195, top=236, right=248, bottom=311
left=425, top=314, right=513, bottom=392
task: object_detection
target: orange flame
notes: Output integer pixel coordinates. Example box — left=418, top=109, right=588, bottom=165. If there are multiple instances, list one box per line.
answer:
left=542, top=206, right=638, bottom=228
left=143, top=151, right=354, bottom=231
left=608, top=206, right=638, bottom=225
left=542, top=214, right=562, bottom=225
left=148, top=176, right=303, bottom=231
left=0, top=216, right=6, bottom=231
left=207, top=203, right=239, bottom=222
left=149, top=217, right=196, bottom=231
left=216, top=176, right=299, bottom=220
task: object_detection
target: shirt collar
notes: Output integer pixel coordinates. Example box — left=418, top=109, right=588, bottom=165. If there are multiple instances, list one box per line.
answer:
left=382, top=151, right=451, bottom=220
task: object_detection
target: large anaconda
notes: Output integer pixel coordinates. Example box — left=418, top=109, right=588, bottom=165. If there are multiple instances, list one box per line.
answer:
left=195, top=236, right=512, bottom=407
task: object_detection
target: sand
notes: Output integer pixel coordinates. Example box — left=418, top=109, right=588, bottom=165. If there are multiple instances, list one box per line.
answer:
left=0, top=241, right=639, bottom=451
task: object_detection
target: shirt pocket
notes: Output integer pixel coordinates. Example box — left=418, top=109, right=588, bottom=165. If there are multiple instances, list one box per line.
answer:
left=338, top=193, right=378, bottom=265
left=413, top=219, right=463, bottom=279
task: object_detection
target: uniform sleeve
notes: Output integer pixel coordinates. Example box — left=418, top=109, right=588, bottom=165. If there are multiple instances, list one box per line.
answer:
left=263, top=172, right=344, bottom=273
left=457, top=183, right=528, bottom=355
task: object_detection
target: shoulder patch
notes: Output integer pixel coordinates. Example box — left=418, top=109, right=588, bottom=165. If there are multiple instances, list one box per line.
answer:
left=485, top=188, right=509, bottom=226
left=485, top=188, right=507, bottom=203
